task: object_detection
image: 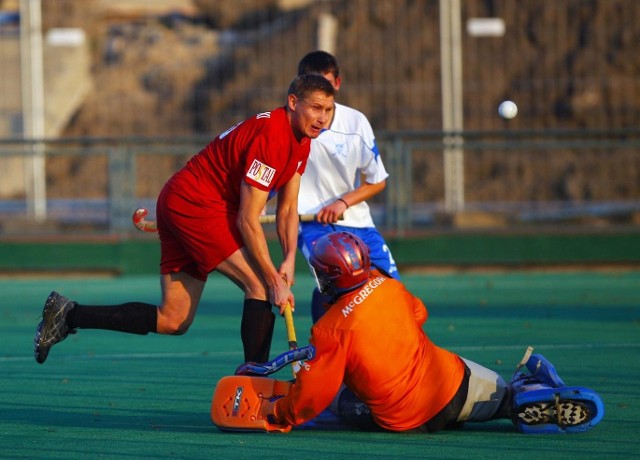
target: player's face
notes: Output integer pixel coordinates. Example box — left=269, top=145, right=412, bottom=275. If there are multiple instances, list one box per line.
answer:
left=288, top=91, right=334, bottom=141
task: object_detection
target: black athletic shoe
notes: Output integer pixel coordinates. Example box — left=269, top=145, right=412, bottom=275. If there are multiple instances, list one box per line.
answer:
left=34, top=291, right=77, bottom=364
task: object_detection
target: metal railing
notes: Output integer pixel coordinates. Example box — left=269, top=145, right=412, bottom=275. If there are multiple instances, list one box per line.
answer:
left=1, top=129, right=639, bottom=237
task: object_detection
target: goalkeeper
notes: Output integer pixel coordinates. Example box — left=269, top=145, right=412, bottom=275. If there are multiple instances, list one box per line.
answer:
left=257, top=232, right=603, bottom=434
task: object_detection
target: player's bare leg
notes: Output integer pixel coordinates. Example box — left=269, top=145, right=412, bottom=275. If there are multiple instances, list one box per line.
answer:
left=216, top=248, right=270, bottom=300
left=217, top=248, right=275, bottom=363
left=156, top=271, right=205, bottom=334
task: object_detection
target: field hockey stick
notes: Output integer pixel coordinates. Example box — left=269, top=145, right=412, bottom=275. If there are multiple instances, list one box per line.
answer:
left=132, top=208, right=158, bottom=232
left=234, top=345, right=315, bottom=376
left=132, top=207, right=333, bottom=233
left=283, top=301, right=304, bottom=377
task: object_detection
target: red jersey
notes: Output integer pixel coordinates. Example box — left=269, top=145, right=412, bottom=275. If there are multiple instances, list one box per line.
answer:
left=156, top=107, right=310, bottom=280
left=173, top=106, right=309, bottom=210
left=274, top=274, right=465, bottom=431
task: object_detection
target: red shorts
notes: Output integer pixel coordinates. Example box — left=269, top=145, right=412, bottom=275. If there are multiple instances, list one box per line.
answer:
left=156, top=175, right=243, bottom=281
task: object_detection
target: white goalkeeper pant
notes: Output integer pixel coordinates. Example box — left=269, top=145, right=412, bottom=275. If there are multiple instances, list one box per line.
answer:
left=456, top=358, right=509, bottom=423
left=328, top=358, right=510, bottom=429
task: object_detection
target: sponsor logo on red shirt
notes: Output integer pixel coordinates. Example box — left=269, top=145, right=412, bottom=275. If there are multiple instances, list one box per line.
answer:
left=247, top=159, right=276, bottom=187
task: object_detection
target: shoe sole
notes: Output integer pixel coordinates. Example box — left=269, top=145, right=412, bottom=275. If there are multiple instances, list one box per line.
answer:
left=518, top=400, right=590, bottom=426
left=514, top=386, right=604, bottom=434
left=34, top=320, right=48, bottom=363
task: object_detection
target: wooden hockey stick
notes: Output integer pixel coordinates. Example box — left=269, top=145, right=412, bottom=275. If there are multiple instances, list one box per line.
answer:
left=132, top=207, right=327, bottom=232
left=283, top=302, right=303, bottom=377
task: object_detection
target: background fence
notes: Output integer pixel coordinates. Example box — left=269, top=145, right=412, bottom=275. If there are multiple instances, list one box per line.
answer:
left=1, top=0, right=639, bottom=237
left=1, top=128, right=639, bottom=237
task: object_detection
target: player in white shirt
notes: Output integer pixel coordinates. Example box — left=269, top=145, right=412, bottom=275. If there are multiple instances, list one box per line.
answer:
left=296, top=51, right=399, bottom=322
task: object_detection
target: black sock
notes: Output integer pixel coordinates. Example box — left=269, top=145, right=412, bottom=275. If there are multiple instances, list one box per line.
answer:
left=66, top=302, right=158, bottom=335
left=241, top=299, right=275, bottom=363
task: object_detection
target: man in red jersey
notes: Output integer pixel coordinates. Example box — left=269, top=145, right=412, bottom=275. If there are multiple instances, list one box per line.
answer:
left=34, top=74, right=335, bottom=366
left=255, top=232, right=603, bottom=434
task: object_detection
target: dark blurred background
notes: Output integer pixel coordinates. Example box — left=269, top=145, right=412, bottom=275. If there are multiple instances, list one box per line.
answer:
left=0, top=0, right=639, bottom=236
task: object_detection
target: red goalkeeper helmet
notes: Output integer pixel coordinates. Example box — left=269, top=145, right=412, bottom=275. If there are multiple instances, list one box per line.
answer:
left=309, top=232, right=371, bottom=296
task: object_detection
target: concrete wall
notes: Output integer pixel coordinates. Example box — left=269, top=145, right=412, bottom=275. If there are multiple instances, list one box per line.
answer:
left=0, top=22, right=91, bottom=198
left=43, top=28, right=92, bottom=137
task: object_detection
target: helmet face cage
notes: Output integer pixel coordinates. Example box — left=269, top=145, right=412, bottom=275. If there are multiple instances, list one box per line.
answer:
left=309, top=262, right=334, bottom=295
left=309, top=232, right=371, bottom=296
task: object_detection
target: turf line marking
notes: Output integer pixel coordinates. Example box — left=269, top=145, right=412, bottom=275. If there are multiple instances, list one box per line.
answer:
left=3, top=342, right=638, bottom=363
left=1, top=350, right=244, bottom=363
left=451, top=343, right=640, bottom=352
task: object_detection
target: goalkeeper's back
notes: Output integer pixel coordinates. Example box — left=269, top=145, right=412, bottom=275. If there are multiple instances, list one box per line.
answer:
left=316, top=274, right=466, bottom=431
left=274, top=231, right=466, bottom=430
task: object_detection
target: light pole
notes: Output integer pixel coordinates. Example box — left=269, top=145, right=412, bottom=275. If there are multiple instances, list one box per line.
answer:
left=439, top=0, right=465, bottom=213
left=19, top=0, right=46, bottom=221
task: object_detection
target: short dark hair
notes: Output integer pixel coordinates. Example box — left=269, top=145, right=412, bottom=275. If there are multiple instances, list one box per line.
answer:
left=297, top=50, right=340, bottom=78
left=287, top=73, right=335, bottom=100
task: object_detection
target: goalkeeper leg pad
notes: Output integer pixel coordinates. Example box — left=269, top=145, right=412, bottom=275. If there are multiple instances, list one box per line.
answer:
left=211, top=376, right=292, bottom=432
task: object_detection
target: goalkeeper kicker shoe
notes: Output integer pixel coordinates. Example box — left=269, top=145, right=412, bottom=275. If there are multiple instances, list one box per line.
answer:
left=34, top=291, right=77, bottom=364
left=513, top=386, right=604, bottom=434
left=510, top=349, right=604, bottom=434
left=524, top=353, right=566, bottom=388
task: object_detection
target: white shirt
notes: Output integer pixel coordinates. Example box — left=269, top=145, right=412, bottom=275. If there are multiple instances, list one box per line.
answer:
left=298, top=103, right=389, bottom=228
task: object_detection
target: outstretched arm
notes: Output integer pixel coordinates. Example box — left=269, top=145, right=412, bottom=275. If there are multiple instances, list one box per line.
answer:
left=266, top=332, right=346, bottom=427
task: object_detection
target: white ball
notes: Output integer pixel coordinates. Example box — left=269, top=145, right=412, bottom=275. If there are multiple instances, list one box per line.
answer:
left=498, top=100, right=518, bottom=119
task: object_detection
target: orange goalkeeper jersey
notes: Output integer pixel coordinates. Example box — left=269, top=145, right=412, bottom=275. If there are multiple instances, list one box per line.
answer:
left=274, top=273, right=465, bottom=431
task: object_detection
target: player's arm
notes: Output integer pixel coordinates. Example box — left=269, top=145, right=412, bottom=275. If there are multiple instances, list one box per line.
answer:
left=315, top=124, right=388, bottom=224
left=275, top=172, right=302, bottom=286
left=315, top=177, right=386, bottom=224
left=347, top=137, right=390, bottom=207
left=237, top=181, right=292, bottom=311
left=343, top=175, right=386, bottom=207
left=263, top=331, right=346, bottom=427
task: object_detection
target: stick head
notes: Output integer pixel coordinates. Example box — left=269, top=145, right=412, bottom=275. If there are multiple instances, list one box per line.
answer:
left=132, top=208, right=158, bottom=232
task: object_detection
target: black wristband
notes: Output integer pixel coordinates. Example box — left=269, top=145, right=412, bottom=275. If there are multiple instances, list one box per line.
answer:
left=337, top=197, right=350, bottom=208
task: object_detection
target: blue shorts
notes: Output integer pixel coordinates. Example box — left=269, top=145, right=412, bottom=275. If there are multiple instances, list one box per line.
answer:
left=298, top=222, right=400, bottom=279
